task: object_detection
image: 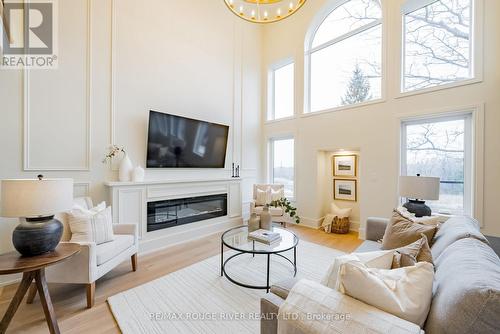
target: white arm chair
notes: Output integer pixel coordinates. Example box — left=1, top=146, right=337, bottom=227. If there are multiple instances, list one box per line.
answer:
left=250, top=184, right=291, bottom=227
left=28, top=197, right=139, bottom=309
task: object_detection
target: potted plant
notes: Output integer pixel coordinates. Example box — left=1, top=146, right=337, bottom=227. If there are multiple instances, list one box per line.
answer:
left=269, top=198, right=300, bottom=224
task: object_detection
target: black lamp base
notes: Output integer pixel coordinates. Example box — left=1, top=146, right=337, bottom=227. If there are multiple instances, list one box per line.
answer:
left=12, top=216, right=63, bottom=257
left=403, top=200, right=432, bottom=217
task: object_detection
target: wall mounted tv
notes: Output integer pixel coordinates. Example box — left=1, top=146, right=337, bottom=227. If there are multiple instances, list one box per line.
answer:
left=146, top=110, right=229, bottom=168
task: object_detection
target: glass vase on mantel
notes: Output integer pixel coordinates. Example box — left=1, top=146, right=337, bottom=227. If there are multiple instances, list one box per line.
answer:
left=119, top=153, right=133, bottom=182
left=260, top=207, right=272, bottom=230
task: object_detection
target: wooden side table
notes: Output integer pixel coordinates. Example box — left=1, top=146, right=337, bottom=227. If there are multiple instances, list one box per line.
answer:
left=0, top=243, right=80, bottom=334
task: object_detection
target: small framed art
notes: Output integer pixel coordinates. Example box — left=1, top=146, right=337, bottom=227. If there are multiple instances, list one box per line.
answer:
left=334, top=179, right=357, bottom=201
left=333, top=155, right=357, bottom=177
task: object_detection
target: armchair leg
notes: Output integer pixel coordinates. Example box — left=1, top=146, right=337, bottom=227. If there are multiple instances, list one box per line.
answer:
left=26, top=283, right=37, bottom=304
left=86, top=282, right=95, bottom=309
left=131, top=254, right=137, bottom=272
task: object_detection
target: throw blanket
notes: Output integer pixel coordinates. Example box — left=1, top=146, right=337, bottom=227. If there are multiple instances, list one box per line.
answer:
left=277, top=279, right=423, bottom=334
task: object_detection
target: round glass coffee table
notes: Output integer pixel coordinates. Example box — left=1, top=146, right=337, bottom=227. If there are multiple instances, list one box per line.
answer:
left=220, top=226, right=299, bottom=293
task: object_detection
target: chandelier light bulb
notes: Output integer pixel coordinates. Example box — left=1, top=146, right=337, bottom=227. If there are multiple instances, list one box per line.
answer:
left=224, top=0, right=307, bottom=24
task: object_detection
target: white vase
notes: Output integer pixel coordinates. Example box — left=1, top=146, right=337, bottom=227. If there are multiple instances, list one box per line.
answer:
left=248, top=213, right=260, bottom=233
left=119, top=153, right=133, bottom=182
left=260, top=207, right=272, bottom=230
left=132, top=166, right=145, bottom=182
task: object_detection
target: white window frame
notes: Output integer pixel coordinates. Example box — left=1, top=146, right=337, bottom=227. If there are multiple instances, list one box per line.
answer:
left=400, top=112, right=474, bottom=216
left=304, top=0, right=386, bottom=115
left=267, top=59, right=295, bottom=122
left=268, top=135, right=296, bottom=200
left=398, top=0, right=484, bottom=97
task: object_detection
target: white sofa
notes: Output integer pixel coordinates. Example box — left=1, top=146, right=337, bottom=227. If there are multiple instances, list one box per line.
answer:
left=28, top=197, right=139, bottom=308
left=250, top=184, right=290, bottom=227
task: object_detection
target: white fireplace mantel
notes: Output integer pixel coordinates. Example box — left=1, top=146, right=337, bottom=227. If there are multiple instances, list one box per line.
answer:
left=105, top=178, right=243, bottom=254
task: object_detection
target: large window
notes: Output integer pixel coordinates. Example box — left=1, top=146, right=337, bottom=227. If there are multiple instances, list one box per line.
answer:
left=402, top=0, right=474, bottom=92
left=269, top=62, right=294, bottom=121
left=307, top=0, right=382, bottom=113
left=401, top=114, right=472, bottom=215
left=269, top=138, right=295, bottom=198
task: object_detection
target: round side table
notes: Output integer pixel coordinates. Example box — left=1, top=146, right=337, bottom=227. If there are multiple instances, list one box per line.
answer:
left=0, top=243, right=80, bottom=334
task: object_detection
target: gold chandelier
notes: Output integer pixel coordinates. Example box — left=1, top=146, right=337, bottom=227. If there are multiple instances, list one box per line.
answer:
left=224, top=0, right=307, bottom=24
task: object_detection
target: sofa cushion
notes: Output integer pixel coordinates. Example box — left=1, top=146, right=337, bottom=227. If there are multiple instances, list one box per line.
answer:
left=96, top=234, right=134, bottom=266
left=355, top=240, right=382, bottom=253
left=430, top=216, right=489, bottom=260
left=254, top=206, right=283, bottom=216
left=425, top=238, right=500, bottom=334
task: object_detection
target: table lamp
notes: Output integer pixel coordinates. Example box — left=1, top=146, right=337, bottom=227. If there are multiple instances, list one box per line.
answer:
left=0, top=176, right=73, bottom=256
left=399, top=174, right=440, bottom=217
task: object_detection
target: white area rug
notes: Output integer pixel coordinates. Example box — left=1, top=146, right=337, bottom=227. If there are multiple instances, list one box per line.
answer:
left=108, top=240, right=344, bottom=334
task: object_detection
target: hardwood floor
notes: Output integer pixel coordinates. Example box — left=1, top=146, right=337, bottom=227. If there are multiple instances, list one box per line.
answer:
left=0, top=225, right=362, bottom=333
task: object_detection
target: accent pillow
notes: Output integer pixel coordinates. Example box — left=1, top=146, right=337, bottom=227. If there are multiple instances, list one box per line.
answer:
left=271, top=188, right=284, bottom=202
left=396, top=206, right=441, bottom=226
left=392, top=234, right=433, bottom=268
left=68, top=202, right=115, bottom=245
left=381, top=210, right=437, bottom=250
left=321, top=250, right=394, bottom=289
left=331, top=202, right=352, bottom=218
left=255, top=188, right=271, bottom=206
left=337, top=260, right=435, bottom=327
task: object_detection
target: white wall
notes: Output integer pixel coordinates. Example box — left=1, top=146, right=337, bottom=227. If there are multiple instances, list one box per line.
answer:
left=261, top=0, right=500, bottom=237
left=0, top=0, right=263, bottom=284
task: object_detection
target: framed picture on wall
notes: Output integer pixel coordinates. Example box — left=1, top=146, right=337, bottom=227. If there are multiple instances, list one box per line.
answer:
left=334, top=179, right=357, bottom=201
left=333, top=155, right=357, bottom=177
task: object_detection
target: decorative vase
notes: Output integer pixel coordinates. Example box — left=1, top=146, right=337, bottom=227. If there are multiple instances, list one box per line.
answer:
left=119, top=153, right=133, bottom=182
left=132, top=166, right=145, bottom=182
left=248, top=213, right=260, bottom=232
left=260, top=206, right=272, bottom=230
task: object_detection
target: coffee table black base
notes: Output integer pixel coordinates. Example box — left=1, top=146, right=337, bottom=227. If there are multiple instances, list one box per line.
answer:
left=220, top=244, right=297, bottom=293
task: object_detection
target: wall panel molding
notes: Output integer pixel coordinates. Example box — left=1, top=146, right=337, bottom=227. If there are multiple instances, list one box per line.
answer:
left=23, top=0, right=92, bottom=171
left=74, top=181, right=91, bottom=197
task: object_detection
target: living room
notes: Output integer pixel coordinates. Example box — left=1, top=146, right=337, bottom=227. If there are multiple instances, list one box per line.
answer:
left=0, top=0, right=499, bottom=333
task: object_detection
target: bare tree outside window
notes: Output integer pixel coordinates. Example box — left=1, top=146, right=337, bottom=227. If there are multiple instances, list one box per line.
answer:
left=403, top=0, right=472, bottom=92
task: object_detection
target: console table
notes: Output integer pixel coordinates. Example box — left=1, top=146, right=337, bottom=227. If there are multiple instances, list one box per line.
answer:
left=0, top=244, right=80, bottom=334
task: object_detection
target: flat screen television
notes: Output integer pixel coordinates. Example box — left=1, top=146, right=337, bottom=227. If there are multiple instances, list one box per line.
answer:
left=146, top=110, right=229, bottom=168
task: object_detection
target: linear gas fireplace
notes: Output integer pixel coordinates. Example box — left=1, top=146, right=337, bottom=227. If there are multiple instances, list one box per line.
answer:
left=147, top=194, right=228, bottom=232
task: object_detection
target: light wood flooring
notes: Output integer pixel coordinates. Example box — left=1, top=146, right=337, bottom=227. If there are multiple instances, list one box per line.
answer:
left=0, top=225, right=362, bottom=333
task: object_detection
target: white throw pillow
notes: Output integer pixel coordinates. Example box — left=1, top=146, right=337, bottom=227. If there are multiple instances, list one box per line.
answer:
left=271, top=188, right=284, bottom=202
left=255, top=188, right=271, bottom=206
left=68, top=202, right=115, bottom=245
left=337, top=260, right=434, bottom=327
left=331, top=202, right=352, bottom=218
left=321, top=250, right=394, bottom=289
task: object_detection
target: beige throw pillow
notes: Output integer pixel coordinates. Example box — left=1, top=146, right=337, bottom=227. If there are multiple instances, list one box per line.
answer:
left=337, top=260, right=434, bottom=327
left=321, top=250, right=394, bottom=289
left=255, top=188, right=271, bottom=206
left=392, top=234, right=433, bottom=268
left=68, top=203, right=115, bottom=245
left=381, top=210, right=437, bottom=250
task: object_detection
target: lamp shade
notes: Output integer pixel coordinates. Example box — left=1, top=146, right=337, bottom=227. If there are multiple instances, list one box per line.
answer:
left=1, top=179, right=73, bottom=218
left=398, top=176, right=440, bottom=201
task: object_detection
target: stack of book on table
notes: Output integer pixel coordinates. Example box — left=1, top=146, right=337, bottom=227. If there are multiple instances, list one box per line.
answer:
left=248, top=229, right=282, bottom=245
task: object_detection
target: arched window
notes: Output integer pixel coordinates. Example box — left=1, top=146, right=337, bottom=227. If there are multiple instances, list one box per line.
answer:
left=306, top=0, right=383, bottom=113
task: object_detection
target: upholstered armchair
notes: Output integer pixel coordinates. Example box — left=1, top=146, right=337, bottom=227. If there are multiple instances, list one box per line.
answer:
left=250, top=184, right=291, bottom=227
left=27, top=197, right=139, bottom=309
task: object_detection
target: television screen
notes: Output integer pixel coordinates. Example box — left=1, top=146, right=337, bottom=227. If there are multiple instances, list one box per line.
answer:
left=146, top=111, right=229, bottom=168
